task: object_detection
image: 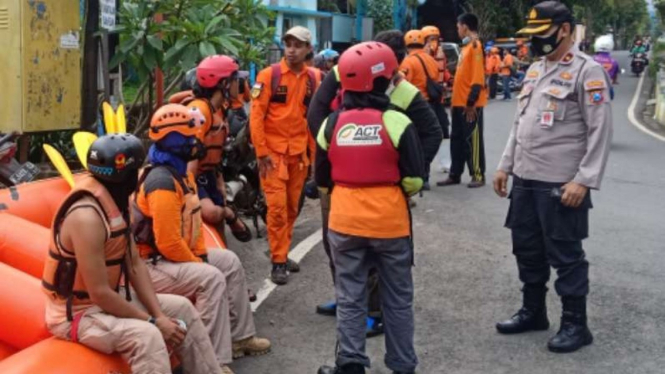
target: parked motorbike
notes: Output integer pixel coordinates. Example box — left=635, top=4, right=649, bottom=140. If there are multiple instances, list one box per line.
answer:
left=0, top=133, right=40, bottom=187
left=497, top=74, right=524, bottom=94
left=631, top=53, right=647, bottom=77
left=221, top=109, right=306, bottom=238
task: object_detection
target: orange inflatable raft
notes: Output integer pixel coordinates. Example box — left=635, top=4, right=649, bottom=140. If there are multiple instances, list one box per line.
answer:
left=0, top=175, right=226, bottom=372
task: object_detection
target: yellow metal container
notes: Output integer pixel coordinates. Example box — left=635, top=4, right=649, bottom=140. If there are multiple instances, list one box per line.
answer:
left=0, top=0, right=81, bottom=133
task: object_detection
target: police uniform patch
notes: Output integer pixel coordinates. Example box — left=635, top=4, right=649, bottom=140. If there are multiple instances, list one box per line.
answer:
left=584, top=80, right=606, bottom=90
left=560, top=72, right=573, bottom=80
left=548, top=88, right=562, bottom=96
left=561, top=53, right=574, bottom=65
left=589, top=90, right=605, bottom=104
left=527, top=71, right=539, bottom=79
left=250, top=83, right=263, bottom=99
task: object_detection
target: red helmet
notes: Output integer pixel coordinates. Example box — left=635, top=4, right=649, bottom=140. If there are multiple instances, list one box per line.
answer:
left=196, top=55, right=239, bottom=89
left=338, top=42, right=398, bottom=93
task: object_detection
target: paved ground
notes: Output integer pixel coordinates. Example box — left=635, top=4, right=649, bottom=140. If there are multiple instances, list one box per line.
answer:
left=228, top=51, right=665, bottom=374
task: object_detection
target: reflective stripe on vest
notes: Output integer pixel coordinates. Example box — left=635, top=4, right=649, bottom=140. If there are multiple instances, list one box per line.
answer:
left=42, top=175, right=130, bottom=320
left=390, top=80, right=419, bottom=112
left=328, top=109, right=400, bottom=187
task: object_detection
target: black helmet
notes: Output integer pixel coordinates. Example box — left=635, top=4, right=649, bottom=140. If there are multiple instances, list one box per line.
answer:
left=181, top=68, right=198, bottom=91
left=87, top=134, right=146, bottom=183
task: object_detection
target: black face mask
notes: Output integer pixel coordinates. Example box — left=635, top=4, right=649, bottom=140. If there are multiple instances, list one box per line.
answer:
left=160, top=138, right=206, bottom=162
left=530, top=25, right=563, bottom=57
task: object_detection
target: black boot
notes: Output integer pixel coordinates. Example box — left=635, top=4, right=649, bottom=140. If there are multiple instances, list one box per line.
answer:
left=317, top=363, right=365, bottom=374
left=496, top=284, right=550, bottom=334
left=548, top=296, right=593, bottom=353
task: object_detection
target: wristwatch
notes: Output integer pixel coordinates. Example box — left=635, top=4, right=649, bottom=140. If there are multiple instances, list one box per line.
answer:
left=148, top=316, right=157, bottom=325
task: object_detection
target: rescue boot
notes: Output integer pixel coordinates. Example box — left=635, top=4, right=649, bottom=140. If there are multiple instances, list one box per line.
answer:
left=547, top=296, right=593, bottom=353
left=287, top=258, right=300, bottom=273
left=232, top=336, right=272, bottom=358
left=271, top=263, right=288, bottom=285
left=317, top=363, right=365, bottom=374
left=496, top=284, right=549, bottom=334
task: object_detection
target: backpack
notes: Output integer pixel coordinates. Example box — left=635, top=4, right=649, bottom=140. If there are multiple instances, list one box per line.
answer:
left=413, top=54, right=444, bottom=103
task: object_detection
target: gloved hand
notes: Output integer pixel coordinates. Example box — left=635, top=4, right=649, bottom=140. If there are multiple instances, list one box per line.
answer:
left=304, top=179, right=320, bottom=200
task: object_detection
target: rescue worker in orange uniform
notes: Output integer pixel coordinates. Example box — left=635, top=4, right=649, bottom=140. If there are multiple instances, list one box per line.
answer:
left=517, top=40, right=530, bottom=63
left=486, top=47, right=501, bottom=99
left=134, top=105, right=270, bottom=374
left=43, top=134, right=224, bottom=374
left=500, top=48, right=515, bottom=100
left=187, top=55, right=252, bottom=243
left=400, top=29, right=443, bottom=190
left=315, top=41, right=424, bottom=374
left=422, top=25, right=451, bottom=138
left=437, top=13, right=488, bottom=188
left=249, top=26, right=321, bottom=285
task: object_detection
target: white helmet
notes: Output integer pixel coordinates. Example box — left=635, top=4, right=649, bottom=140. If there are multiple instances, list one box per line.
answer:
left=594, top=35, right=614, bottom=53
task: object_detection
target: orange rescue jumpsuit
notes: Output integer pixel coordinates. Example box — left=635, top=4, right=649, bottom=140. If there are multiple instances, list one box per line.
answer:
left=249, top=59, right=320, bottom=264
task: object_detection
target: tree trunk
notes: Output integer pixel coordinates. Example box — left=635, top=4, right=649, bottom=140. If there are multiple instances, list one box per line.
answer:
left=81, top=0, right=100, bottom=131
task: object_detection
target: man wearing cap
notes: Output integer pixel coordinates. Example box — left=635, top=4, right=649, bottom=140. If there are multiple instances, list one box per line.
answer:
left=250, top=26, right=321, bottom=285
left=493, top=1, right=613, bottom=354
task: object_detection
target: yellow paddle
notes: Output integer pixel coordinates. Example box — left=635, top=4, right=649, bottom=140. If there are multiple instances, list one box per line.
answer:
left=72, top=131, right=98, bottom=170
left=116, top=104, right=127, bottom=134
left=43, top=144, right=75, bottom=188
left=102, top=102, right=117, bottom=134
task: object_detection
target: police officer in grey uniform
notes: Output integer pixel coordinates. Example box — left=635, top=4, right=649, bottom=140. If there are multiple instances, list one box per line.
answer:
left=493, top=1, right=613, bottom=354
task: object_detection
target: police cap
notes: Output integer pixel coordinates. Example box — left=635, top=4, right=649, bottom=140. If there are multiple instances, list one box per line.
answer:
left=518, top=1, right=574, bottom=35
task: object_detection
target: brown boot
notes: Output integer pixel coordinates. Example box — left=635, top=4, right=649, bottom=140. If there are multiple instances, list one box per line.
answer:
left=232, top=336, right=272, bottom=359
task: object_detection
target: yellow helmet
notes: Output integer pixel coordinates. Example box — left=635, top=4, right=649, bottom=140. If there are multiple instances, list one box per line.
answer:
left=404, top=30, right=425, bottom=46
left=421, top=26, right=440, bottom=39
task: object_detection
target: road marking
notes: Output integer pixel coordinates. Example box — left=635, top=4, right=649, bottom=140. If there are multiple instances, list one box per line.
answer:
left=251, top=228, right=323, bottom=312
left=627, top=71, right=665, bottom=142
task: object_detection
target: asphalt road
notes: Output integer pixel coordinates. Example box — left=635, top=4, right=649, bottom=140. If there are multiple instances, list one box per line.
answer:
left=228, top=51, right=665, bottom=374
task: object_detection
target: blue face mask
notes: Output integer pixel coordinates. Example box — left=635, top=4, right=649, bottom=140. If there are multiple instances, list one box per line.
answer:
left=462, top=36, right=471, bottom=45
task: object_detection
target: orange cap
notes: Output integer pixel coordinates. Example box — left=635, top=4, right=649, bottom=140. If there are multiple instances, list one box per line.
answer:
left=421, top=26, right=440, bottom=39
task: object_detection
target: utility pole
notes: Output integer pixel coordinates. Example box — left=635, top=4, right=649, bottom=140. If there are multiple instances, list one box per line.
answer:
left=81, top=0, right=100, bottom=131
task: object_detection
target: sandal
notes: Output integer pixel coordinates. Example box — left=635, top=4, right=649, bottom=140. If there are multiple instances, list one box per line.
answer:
left=225, top=209, right=253, bottom=243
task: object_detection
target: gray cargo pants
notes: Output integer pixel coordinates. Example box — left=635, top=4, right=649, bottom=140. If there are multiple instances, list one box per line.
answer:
left=329, top=230, right=418, bottom=372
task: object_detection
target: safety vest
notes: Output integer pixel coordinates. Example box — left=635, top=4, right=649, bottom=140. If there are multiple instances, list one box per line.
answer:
left=269, top=63, right=318, bottom=109
left=330, top=66, right=420, bottom=113
left=189, top=98, right=226, bottom=173
left=133, top=165, right=205, bottom=259
left=42, top=175, right=130, bottom=321
left=328, top=109, right=400, bottom=187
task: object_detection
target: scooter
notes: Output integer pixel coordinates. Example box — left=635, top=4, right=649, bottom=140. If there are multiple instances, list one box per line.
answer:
left=631, top=53, right=647, bottom=77
left=0, top=133, right=40, bottom=187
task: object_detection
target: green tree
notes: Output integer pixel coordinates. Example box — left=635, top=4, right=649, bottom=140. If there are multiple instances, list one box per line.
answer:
left=367, top=0, right=393, bottom=35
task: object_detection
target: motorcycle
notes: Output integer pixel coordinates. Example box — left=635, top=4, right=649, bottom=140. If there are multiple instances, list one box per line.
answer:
left=0, top=133, right=40, bottom=187
left=631, top=53, right=647, bottom=77
left=221, top=109, right=306, bottom=238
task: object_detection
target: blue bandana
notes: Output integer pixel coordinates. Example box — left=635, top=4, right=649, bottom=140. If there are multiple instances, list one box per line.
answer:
left=148, top=133, right=190, bottom=176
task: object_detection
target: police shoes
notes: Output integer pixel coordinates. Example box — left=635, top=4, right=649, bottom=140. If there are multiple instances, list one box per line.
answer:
left=548, top=296, right=593, bottom=353
left=317, top=363, right=365, bottom=374
left=496, top=284, right=549, bottom=334
left=496, top=307, right=550, bottom=334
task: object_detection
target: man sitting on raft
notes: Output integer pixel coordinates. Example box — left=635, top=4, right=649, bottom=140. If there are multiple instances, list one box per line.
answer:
left=42, top=133, right=224, bottom=374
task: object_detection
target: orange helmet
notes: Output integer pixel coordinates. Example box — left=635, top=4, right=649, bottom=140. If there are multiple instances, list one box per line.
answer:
left=404, top=30, right=425, bottom=46
left=149, top=104, right=198, bottom=141
left=421, top=26, right=440, bottom=39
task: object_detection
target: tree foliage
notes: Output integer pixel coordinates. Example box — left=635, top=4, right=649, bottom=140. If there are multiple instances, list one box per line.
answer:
left=461, top=0, right=649, bottom=44
left=367, top=0, right=393, bottom=35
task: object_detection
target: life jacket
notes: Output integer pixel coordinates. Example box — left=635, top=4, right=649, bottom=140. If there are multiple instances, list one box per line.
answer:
left=42, top=175, right=131, bottom=321
left=329, top=66, right=418, bottom=113
left=170, top=91, right=228, bottom=173
left=189, top=98, right=226, bottom=173
left=132, top=165, right=205, bottom=260
left=269, top=63, right=319, bottom=111
left=327, top=108, right=400, bottom=187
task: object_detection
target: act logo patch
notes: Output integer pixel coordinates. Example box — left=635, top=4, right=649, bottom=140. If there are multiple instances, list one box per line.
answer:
left=337, top=124, right=383, bottom=146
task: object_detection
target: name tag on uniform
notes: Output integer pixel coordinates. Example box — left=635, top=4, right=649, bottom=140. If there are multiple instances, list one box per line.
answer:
left=540, top=111, right=554, bottom=128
